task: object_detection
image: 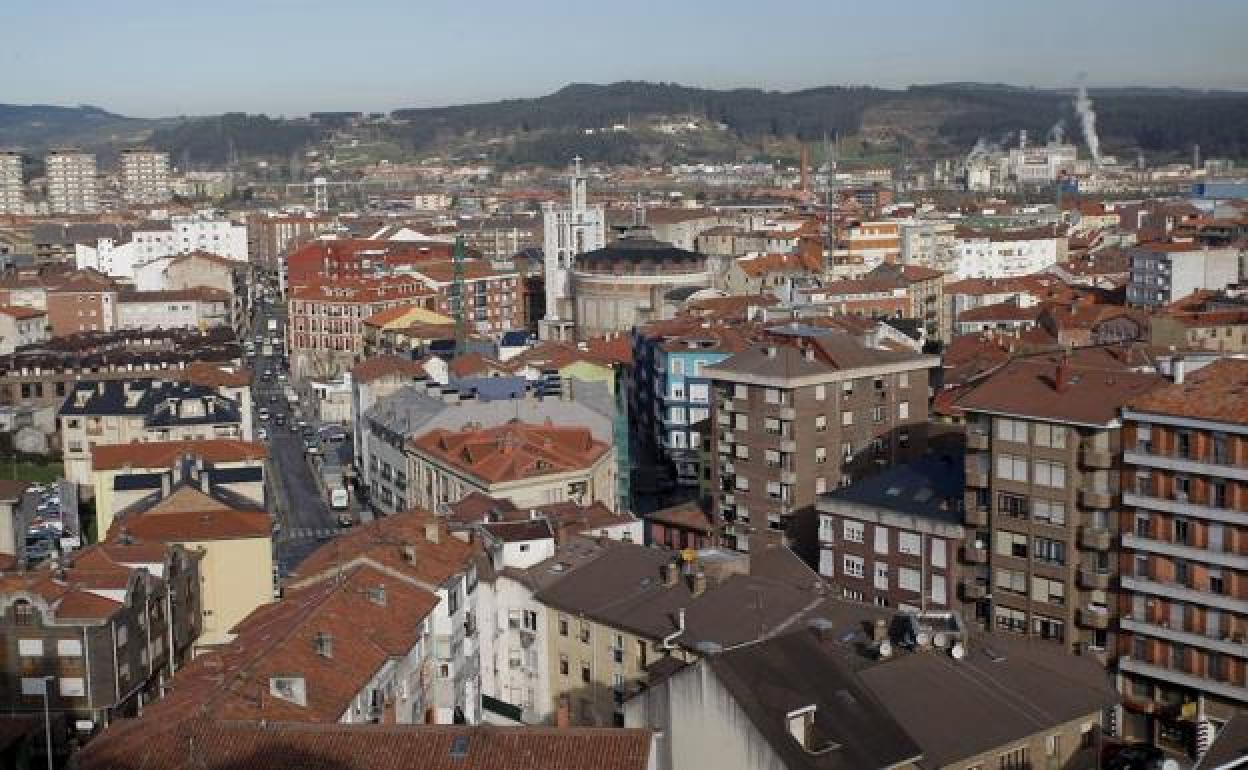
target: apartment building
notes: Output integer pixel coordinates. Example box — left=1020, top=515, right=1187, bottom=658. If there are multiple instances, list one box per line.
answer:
left=283, top=237, right=456, bottom=284
left=247, top=213, right=336, bottom=270
left=957, top=351, right=1164, bottom=656
left=45, top=150, right=99, bottom=214
left=89, top=438, right=267, bottom=537
left=58, top=380, right=247, bottom=486
left=0, top=305, right=49, bottom=354
left=44, top=270, right=119, bottom=336
left=626, top=617, right=1116, bottom=770
left=1126, top=241, right=1241, bottom=307
left=0, top=542, right=201, bottom=742
left=815, top=457, right=966, bottom=610
left=867, top=263, right=947, bottom=340
left=115, top=288, right=232, bottom=331
left=953, top=227, right=1066, bottom=280
left=832, top=220, right=901, bottom=269
left=107, top=472, right=272, bottom=649
left=0, top=151, right=23, bottom=214
left=534, top=542, right=831, bottom=727
left=288, top=512, right=481, bottom=724
left=407, top=419, right=615, bottom=513
left=706, top=331, right=937, bottom=554
left=287, top=277, right=437, bottom=380
left=899, top=220, right=957, bottom=272
left=118, top=149, right=171, bottom=205
left=1117, top=359, right=1248, bottom=749
left=632, top=319, right=756, bottom=487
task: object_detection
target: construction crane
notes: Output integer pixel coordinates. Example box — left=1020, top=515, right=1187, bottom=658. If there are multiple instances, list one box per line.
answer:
left=453, top=234, right=467, bottom=356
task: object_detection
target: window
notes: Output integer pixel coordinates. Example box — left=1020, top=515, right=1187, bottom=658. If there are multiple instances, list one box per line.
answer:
left=733, top=384, right=749, bottom=400
left=59, top=677, right=85, bottom=697
left=558, top=615, right=569, bottom=637
left=996, top=418, right=1028, bottom=443
left=1034, top=423, right=1066, bottom=448
left=995, top=531, right=1028, bottom=559
left=996, top=454, right=1027, bottom=482
left=872, top=406, right=886, bottom=423
left=57, top=639, right=82, bottom=657
left=898, top=401, right=910, bottom=420
left=898, top=532, right=921, bottom=556
left=766, top=481, right=782, bottom=500
left=1033, top=537, right=1066, bottom=566
left=842, top=380, right=855, bottom=395
left=765, top=449, right=781, bottom=468
left=873, top=562, right=890, bottom=590
left=874, top=526, right=889, bottom=554
left=998, top=493, right=1028, bottom=517
left=814, top=415, right=827, bottom=432
left=765, top=388, right=780, bottom=404
left=1033, top=499, right=1065, bottom=526
left=18, top=639, right=43, bottom=657
left=815, top=447, right=827, bottom=465
left=20, top=678, right=49, bottom=697
left=736, top=444, right=750, bottom=460
left=735, top=476, right=749, bottom=491
left=995, top=607, right=1026, bottom=634
left=843, top=555, right=864, bottom=579
left=818, top=516, right=835, bottom=543
left=843, top=521, right=864, bottom=543
left=765, top=417, right=781, bottom=435
left=1173, top=519, right=1191, bottom=546
left=1033, top=461, right=1066, bottom=489
left=931, top=538, right=946, bottom=568
left=559, top=655, right=569, bottom=676
left=1034, top=616, right=1065, bottom=643
left=996, top=568, right=1026, bottom=595
left=898, top=567, right=921, bottom=593
left=580, top=662, right=591, bottom=683
left=579, top=624, right=591, bottom=644
left=814, top=384, right=826, bottom=401
left=734, top=414, right=749, bottom=431
left=841, top=410, right=853, bottom=426
left=1031, top=576, right=1065, bottom=606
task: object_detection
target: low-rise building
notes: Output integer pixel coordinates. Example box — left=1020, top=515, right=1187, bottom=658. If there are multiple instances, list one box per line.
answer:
left=115, top=288, right=232, bottom=332
left=815, top=457, right=966, bottom=611
left=0, top=305, right=48, bottom=354
left=408, top=419, right=615, bottom=513
left=1127, top=241, right=1241, bottom=307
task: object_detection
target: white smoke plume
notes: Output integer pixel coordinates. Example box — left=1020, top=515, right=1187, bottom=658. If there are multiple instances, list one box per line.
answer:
left=1074, top=83, right=1101, bottom=165
left=1048, top=120, right=1065, bottom=145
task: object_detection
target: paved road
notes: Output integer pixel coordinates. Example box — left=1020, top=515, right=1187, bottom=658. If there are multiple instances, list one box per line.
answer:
left=248, top=296, right=339, bottom=574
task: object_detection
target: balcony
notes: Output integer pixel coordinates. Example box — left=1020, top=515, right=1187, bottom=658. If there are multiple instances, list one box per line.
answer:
left=1077, top=606, right=1112, bottom=631
left=780, top=470, right=797, bottom=485
left=1076, top=566, right=1111, bottom=590
left=961, top=544, right=988, bottom=564
left=966, top=431, right=990, bottom=451
left=1079, top=488, right=1113, bottom=509
left=1119, top=618, right=1248, bottom=658
left=1121, top=533, right=1248, bottom=571
left=965, top=458, right=989, bottom=488
left=779, top=407, right=796, bottom=421
left=779, top=440, right=797, bottom=453
left=1121, top=576, right=1248, bottom=615
left=960, top=581, right=989, bottom=601
left=1118, top=657, right=1248, bottom=706
left=965, top=505, right=988, bottom=527
left=1080, top=446, right=1113, bottom=469
left=1078, top=526, right=1112, bottom=551
left=1123, top=490, right=1248, bottom=527
left=1124, top=448, right=1248, bottom=482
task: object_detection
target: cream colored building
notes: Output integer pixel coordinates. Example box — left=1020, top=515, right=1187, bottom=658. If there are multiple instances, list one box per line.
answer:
left=119, top=149, right=172, bottom=205
left=407, top=420, right=616, bottom=513
left=45, top=149, right=99, bottom=214
left=0, top=151, right=24, bottom=215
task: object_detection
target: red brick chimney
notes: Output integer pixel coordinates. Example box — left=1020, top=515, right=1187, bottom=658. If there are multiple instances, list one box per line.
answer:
left=556, top=694, right=571, bottom=728
left=1055, top=356, right=1071, bottom=393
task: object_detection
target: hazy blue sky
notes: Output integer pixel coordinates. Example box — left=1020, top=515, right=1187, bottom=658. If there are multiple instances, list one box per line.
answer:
left=5, top=0, right=1247, bottom=117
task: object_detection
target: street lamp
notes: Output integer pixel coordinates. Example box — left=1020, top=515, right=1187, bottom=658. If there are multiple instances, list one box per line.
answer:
left=41, top=675, right=54, bottom=770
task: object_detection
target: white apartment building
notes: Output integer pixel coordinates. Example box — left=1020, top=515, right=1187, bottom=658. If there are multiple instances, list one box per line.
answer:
left=0, top=151, right=24, bottom=215
left=899, top=220, right=957, bottom=272
left=954, top=229, right=1064, bottom=279
left=540, top=158, right=605, bottom=341
left=119, top=149, right=172, bottom=205
left=1126, top=241, right=1241, bottom=307
left=76, top=211, right=249, bottom=279
left=45, top=150, right=99, bottom=214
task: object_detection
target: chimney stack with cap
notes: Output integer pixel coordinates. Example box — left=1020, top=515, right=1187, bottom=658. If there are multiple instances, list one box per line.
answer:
left=1055, top=355, right=1071, bottom=393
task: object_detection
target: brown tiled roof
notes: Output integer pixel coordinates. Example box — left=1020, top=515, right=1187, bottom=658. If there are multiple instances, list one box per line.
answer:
left=956, top=350, right=1165, bottom=426
left=447, top=351, right=505, bottom=378
left=351, top=354, right=428, bottom=383
left=91, top=439, right=267, bottom=471
left=78, top=719, right=654, bottom=770
left=176, top=362, right=252, bottom=388
left=0, top=304, right=45, bottom=319
left=645, top=501, right=712, bottom=533
left=504, top=341, right=617, bottom=372
left=411, top=419, right=609, bottom=484
left=957, top=302, right=1042, bottom=323
left=1127, top=358, right=1248, bottom=423
left=583, top=335, right=633, bottom=366
left=290, top=509, right=474, bottom=590
left=109, top=486, right=271, bottom=542
left=118, top=288, right=232, bottom=303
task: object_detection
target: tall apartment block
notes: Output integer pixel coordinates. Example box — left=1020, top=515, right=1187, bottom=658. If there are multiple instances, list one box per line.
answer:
left=957, top=351, right=1162, bottom=657
left=45, top=149, right=99, bottom=214
left=706, top=328, right=937, bottom=554
left=119, top=148, right=172, bottom=204
left=0, top=151, right=24, bottom=214
left=1117, top=359, right=1248, bottom=751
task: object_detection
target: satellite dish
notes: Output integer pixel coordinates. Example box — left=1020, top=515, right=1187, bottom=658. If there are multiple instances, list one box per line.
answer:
left=950, top=642, right=966, bottom=660
left=877, top=640, right=892, bottom=659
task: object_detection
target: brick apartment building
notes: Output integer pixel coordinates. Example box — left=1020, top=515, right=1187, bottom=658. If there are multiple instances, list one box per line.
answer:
left=706, top=329, right=937, bottom=555
left=1116, top=359, right=1248, bottom=748
left=957, top=350, right=1164, bottom=657
left=284, top=238, right=456, bottom=284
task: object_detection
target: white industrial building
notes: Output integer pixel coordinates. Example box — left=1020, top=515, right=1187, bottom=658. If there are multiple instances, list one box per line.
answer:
left=540, top=158, right=605, bottom=341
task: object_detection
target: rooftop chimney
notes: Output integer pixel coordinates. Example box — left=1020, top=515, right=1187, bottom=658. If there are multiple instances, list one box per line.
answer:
left=1055, top=356, right=1071, bottom=393
left=402, top=545, right=417, bottom=564
left=1173, top=356, right=1186, bottom=385
left=314, top=632, right=333, bottom=658
left=424, top=521, right=440, bottom=544
left=689, top=569, right=708, bottom=598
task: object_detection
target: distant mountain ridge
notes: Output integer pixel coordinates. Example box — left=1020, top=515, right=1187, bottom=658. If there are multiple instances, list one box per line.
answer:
left=3, top=81, right=1247, bottom=165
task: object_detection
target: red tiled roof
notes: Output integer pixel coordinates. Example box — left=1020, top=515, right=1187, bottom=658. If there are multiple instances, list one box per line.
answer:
left=957, top=302, right=1043, bottom=323
left=176, top=362, right=252, bottom=388
left=1127, top=358, right=1248, bottom=423
left=411, top=419, right=609, bottom=485
left=0, top=304, right=45, bottom=319
left=351, top=354, right=429, bottom=383
left=91, top=439, right=267, bottom=471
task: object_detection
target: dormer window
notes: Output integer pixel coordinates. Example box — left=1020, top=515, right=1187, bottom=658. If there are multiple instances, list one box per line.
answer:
left=269, top=676, right=307, bottom=706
